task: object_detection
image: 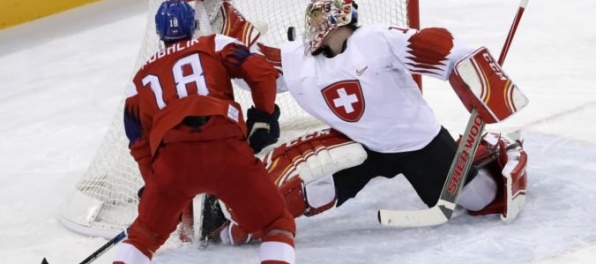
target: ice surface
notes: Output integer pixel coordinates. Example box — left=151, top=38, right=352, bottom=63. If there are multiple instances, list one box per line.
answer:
left=0, top=0, right=595, bottom=263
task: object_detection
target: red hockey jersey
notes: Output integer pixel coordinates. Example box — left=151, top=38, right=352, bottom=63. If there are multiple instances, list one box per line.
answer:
left=124, top=34, right=278, bottom=179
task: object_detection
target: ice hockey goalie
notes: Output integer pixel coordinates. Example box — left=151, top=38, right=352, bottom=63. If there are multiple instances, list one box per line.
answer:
left=200, top=128, right=528, bottom=245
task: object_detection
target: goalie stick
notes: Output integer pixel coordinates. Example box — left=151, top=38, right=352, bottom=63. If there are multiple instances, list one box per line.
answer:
left=378, top=0, right=530, bottom=227
left=378, top=110, right=485, bottom=226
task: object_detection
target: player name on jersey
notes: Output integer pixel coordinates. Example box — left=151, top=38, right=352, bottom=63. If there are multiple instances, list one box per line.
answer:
left=143, top=39, right=201, bottom=68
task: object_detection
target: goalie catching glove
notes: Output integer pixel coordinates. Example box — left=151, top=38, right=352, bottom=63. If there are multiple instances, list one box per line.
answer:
left=246, top=104, right=280, bottom=153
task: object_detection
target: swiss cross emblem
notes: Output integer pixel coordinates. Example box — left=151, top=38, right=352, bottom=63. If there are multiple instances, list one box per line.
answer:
left=321, top=80, right=365, bottom=122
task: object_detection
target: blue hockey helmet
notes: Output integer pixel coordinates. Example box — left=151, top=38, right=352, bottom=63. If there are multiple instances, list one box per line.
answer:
left=155, top=0, right=196, bottom=41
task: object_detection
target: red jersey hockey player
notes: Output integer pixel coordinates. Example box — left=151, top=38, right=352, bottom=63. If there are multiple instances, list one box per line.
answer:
left=112, top=1, right=295, bottom=263
left=199, top=0, right=529, bottom=246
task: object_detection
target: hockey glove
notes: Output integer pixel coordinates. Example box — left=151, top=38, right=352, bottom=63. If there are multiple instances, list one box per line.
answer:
left=246, top=104, right=280, bottom=153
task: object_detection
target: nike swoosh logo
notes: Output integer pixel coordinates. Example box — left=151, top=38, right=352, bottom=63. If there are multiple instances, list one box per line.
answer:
left=356, top=66, right=368, bottom=76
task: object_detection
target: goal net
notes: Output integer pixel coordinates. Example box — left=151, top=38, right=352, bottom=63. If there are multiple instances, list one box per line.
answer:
left=60, top=0, right=420, bottom=238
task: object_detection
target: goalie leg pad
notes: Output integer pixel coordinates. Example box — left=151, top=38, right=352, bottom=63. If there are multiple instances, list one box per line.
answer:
left=459, top=168, right=497, bottom=211
left=263, top=129, right=363, bottom=216
left=262, top=128, right=367, bottom=188
left=467, top=132, right=528, bottom=222
left=501, top=147, right=528, bottom=222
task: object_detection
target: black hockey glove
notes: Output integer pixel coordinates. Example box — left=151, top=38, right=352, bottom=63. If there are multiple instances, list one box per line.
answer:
left=246, top=104, right=280, bottom=153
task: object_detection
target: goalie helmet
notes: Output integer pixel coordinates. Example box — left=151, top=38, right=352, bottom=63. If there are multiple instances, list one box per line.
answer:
left=305, top=0, right=359, bottom=54
left=155, top=0, right=196, bottom=41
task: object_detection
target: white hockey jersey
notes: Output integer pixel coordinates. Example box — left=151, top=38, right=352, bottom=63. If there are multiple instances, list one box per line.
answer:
left=275, top=25, right=475, bottom=153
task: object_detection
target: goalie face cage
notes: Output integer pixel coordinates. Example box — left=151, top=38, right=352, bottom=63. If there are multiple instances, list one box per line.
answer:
left=59, top=0, right=420, bottom=238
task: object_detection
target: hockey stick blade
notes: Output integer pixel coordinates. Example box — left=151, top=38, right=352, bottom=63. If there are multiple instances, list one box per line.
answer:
left=378, top=199, right=456, bottom=227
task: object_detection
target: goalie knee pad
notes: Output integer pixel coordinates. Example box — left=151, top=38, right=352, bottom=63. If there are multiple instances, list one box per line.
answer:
left=465, top=132, right=528, bottom=222
left=303, top=174, right=337, bottom=216
left=459, top=168, right=498, bottom=211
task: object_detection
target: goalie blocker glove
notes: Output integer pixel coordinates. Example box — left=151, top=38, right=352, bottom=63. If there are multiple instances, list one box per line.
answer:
left=246, top=104, right=280, bottom=153
left=449, top=47, right=529, bottom=124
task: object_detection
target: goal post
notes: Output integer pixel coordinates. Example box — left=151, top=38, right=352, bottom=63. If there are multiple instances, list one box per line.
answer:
left=60, top=0, right=421, bottom=238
